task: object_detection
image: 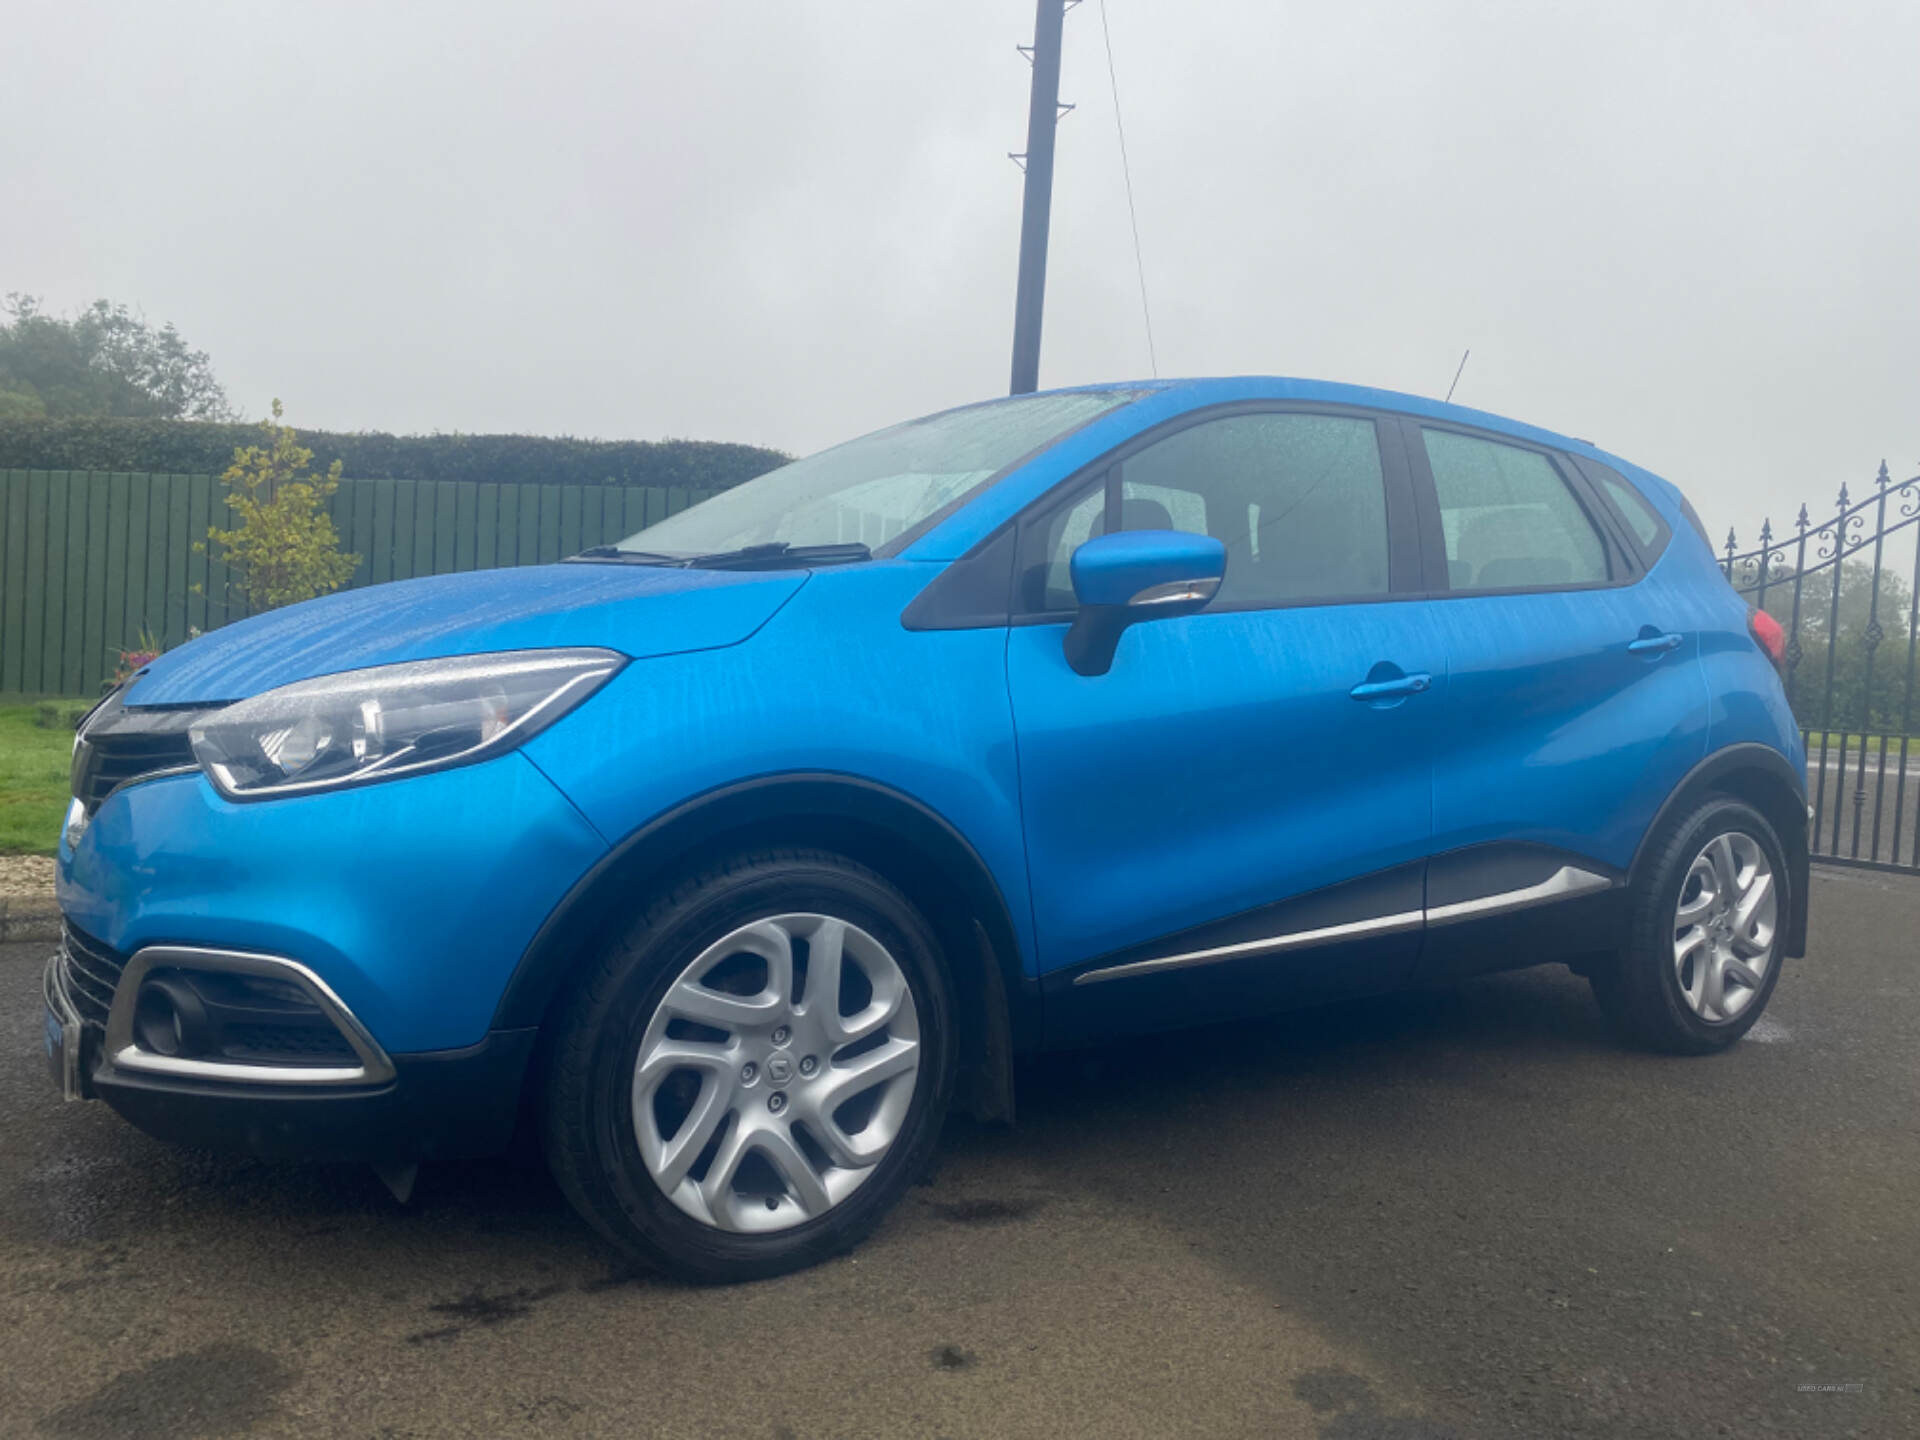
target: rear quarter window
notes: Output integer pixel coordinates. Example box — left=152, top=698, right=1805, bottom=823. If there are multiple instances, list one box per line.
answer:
left=1601, top=476, right=1661, bottom=548
left=1569, top=455, right=1679, bottom=567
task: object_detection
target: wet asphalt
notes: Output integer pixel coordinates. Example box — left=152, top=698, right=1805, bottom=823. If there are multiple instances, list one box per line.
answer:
left=2, top=866, right=1916, bottom=1440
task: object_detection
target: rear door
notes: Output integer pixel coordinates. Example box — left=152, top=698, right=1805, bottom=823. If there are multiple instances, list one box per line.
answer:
left=1004, top=405, right=1446, bottom=1044
left=1402, top=419, right=1709, bottom=979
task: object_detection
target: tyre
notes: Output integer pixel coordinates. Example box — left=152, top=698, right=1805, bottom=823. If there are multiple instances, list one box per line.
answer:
left=1591, top=795, right=1789, bottom=1053
left=543, top=849, right=953, bottom=1283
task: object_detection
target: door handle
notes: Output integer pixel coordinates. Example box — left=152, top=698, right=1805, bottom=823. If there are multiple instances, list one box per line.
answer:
left=1349, top=671, right=1432, bottom=702
left=1627, top=632, right=1684, bottom=656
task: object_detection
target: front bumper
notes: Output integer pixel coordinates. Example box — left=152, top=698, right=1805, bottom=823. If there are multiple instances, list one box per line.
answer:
left=50, top=746, right=609, bottom=1161
left=45, top=940, right=538, bottom=1162
left=93, top=1030, right=540, bottom=1164
left=57, top=751, right=607, bottom=1054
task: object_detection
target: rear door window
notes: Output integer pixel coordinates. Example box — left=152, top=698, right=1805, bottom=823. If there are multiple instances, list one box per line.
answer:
left=1421, top=430, right=1609, bottom=591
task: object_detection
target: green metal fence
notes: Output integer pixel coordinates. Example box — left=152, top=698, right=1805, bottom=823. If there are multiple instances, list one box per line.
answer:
left=0, top=470, right=714, bottom=698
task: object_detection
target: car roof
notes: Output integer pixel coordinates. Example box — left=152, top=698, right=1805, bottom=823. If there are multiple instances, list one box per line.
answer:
left=1036, top=375, right=1605, bottom=457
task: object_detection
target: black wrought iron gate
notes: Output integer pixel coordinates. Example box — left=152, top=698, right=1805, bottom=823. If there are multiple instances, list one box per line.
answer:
left=1721, top=461, right=1920, bottom=872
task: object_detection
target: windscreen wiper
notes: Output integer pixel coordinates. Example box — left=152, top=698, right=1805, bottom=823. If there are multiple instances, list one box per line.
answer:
left=567, top=546, right=680, bottom=564
left=566, top=542, right=872, bottom=570
left=679, top=542, right=872, bottom=570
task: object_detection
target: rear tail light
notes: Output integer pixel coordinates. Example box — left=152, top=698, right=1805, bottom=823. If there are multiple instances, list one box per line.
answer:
left=1749, top=608, right=1787, bottom=672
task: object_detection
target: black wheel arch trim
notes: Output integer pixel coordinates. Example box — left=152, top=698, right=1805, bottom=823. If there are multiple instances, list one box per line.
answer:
left=493, top=771, right=1040, bottom=1101
left=1631, top=742, right=1810, bottom=957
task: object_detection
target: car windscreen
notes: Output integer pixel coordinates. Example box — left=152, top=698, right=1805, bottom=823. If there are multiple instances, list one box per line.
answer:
left=615, top=390, right=1140, bottom=557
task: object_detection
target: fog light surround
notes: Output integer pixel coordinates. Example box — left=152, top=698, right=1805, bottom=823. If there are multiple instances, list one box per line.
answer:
left=103, top=946, right=394, bottom=1086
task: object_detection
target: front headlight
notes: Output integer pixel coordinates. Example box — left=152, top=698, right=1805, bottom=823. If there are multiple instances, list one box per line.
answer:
left=189, top=648, right=622, bottom=799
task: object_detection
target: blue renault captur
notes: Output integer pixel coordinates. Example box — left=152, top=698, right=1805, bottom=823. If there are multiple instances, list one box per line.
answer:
left=45, top=378, right=1809, bottom=1281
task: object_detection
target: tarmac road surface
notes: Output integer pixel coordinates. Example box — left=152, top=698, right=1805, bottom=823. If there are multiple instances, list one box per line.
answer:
left=2, top=867, right=1915, bottom=1439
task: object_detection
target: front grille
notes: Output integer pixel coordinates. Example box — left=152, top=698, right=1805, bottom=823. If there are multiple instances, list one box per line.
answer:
left=71, top=689, right=205, bottom=814
left=73, top=733, right=197, bottom=812
left=221, top=1022, right=358, bottom=1063
left=60, top=923, right=128, bottom=1027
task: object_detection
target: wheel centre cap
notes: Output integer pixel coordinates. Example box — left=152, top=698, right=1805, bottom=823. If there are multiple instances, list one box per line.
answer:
left=765, top=1053, right=795, bottom=1086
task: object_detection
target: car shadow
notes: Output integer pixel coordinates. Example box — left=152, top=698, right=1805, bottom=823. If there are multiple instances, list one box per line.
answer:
left=1000, top=960, right=1618, bottom=1128
left=11, top=961, right=1619, bottom=1278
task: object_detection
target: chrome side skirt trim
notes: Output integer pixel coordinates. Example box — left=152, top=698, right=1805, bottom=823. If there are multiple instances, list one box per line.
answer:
left=103, top=945, right=397, bottom=1087
left=1074, top=911, right=1425, bottom=986
left=1072, top=865, right=1613, bottom=987
left=1424, top=865, right=1612, bottom=926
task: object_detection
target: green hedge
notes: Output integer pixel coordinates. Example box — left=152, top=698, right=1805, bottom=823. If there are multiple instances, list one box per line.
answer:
left=0, top=418, right=788, bottom=491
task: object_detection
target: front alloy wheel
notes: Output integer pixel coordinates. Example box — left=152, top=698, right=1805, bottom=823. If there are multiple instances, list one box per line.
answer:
left=545, top=850, right=952, bottom=1282
left=633, top=914, right=921, bottom=1232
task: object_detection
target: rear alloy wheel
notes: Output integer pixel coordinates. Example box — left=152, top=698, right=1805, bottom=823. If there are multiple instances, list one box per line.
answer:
left=1670, top=832, right=1777, bottom=1024
left=1590, top=796, right=1788, bottom=1053
left=544, top=851, right=952, bottom=1282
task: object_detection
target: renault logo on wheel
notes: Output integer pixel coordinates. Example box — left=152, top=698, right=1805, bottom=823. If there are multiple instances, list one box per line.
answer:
left=766, top=1054, right=794, bottom=1085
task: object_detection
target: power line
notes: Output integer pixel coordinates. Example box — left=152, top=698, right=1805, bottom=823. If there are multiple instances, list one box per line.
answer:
left=1098, top=0, right=1157, bottom=378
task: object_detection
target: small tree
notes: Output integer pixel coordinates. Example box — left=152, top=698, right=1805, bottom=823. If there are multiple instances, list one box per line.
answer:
left=208, top=400, right=358, bottom=610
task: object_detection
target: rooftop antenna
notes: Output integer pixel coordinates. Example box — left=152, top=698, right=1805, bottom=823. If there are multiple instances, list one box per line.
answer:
left=1444, top=348, right=1470, bottom=404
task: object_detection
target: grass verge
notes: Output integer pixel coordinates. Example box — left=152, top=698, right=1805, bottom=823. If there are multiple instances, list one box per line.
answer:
left=0, top=705, right=75, bottom=857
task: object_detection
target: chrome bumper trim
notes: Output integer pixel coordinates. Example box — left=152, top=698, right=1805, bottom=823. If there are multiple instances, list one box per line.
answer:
left=102, top=945, right=397, bottom=1087
left=44, top=951, right=86, bottom=1101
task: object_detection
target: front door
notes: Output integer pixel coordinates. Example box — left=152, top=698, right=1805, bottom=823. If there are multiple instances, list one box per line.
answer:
left=1003, top=407, right=1445, bottom=1044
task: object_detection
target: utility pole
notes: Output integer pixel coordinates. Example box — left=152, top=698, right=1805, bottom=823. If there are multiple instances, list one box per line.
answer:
left=1009, top=0, right=1068, bottom=395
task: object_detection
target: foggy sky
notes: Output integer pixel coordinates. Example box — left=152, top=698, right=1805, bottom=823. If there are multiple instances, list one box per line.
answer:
left=4, top=0, right=1915, bottom=543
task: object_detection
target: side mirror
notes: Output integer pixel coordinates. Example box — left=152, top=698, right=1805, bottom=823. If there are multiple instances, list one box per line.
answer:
left=1063, top=529, right=1226, bottom=676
